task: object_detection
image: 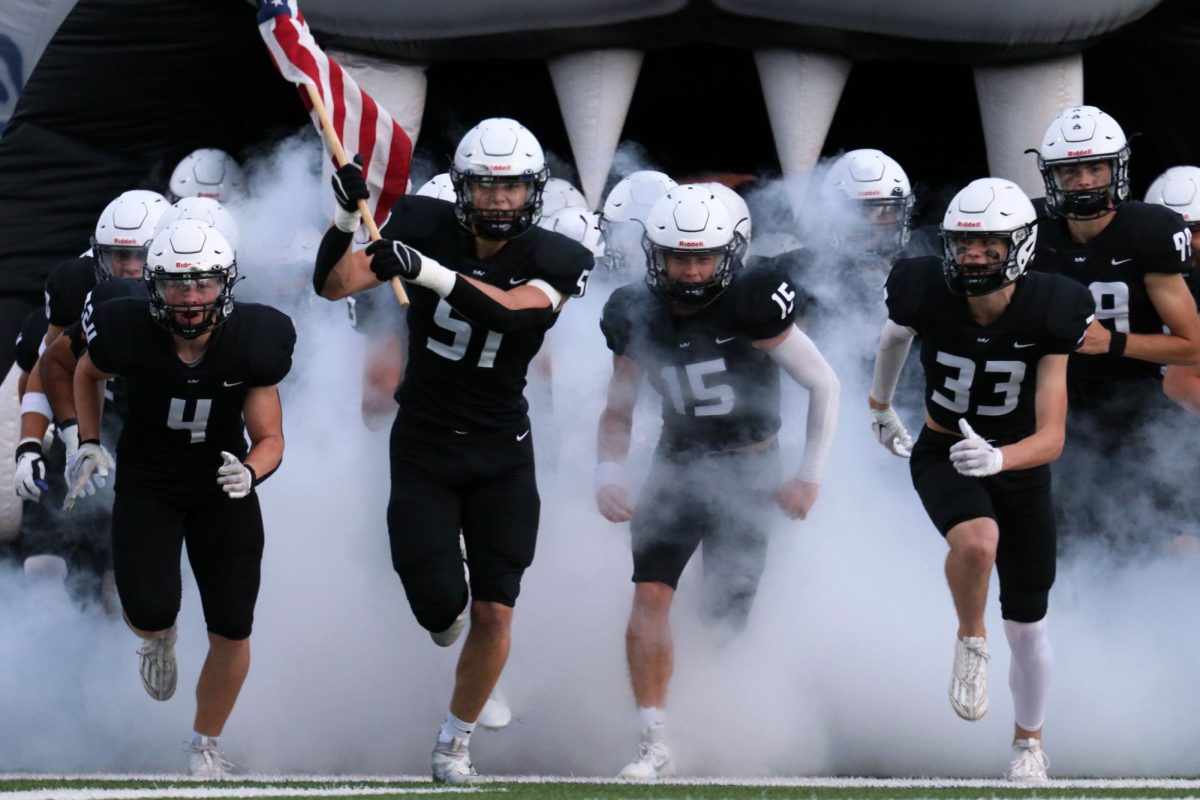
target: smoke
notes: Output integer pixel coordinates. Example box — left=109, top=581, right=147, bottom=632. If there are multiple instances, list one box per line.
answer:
left=1, top=134, right=1198, bottom=780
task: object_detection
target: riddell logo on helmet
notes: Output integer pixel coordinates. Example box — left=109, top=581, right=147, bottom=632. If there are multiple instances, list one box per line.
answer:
left=491, top=165, right=512, bottom=172
left=175, top=262, right=195, bottom=268
left=956, top=221, right=982, bottom=228
left=677, top=240, right=704, bottom=247
left=1067, top=149, right=1093, bottom=157
left=113, top=237, right=138, bottom=244
left=197, top=192, right=220, bottom=198
left=860, top=190, right=882, bottom=196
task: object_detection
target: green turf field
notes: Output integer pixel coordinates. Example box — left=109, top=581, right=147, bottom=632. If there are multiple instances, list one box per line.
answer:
left=4, top=776, right=1200, bottom=800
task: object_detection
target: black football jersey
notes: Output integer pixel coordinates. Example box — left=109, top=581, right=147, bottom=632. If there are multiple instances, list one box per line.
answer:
left=15, top=308, right=47, bottom=374
left=85, top=298, right=295, bottom=493
left=380, top=195, right=593, bottom=430
left=886, top=257, right=1094, bottom=443
left=44, top=255, right=98, bottom=328
left=601, top=266, right=798, bottom=453
left=1033, top=201, right=1192, bottom=382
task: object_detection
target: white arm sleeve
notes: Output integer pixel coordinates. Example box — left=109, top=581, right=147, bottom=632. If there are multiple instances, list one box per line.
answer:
left=870, top=320, right=917, bottom=405
left=766, top=325, right=840, bottom=483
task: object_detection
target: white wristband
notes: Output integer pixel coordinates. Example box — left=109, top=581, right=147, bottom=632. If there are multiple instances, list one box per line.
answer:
left=334, top=205, right=362, bottom=233
left=412, top=256, right=458, bottom=298
left=594, top=460, right=625, bottom=493
left=20, top=391, right=52, bottom=422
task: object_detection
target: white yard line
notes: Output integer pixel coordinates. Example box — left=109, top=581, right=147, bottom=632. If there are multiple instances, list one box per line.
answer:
left=0, top=788, right=499, bottom=800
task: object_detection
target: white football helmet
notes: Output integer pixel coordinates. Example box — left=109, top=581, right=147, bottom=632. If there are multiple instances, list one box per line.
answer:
left=703, top=182, right=752, bottom=261
left=941, top=178, right=1038, bottom=296
left=1036, top=105, right=1130, bottom=219
left=1145, top=166, right=1200, bottom=225
left=450, top=117, right=548, bottom=240
left=601, top=170, right=677, bottom=273
left=643, top=185, right=737, bottom=306
left=537, top=208, right=605, bottom=259
left=541, top=177, right=588, bottom=217
left=821, top=149, right=914, bottom=253
left=92, top=190, right=169, bottom=280
left=145, top=220, right=238, bottom=339
left=154, top=197, right=241, bottom=251
left=169, top=148, right=246, bottom=202
left=415, top=172, right=457, bottom=202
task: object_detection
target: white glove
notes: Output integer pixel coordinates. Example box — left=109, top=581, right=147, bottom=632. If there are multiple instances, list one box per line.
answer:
left=949, top=419, right=1004, bottom=477
left=58, top=420, right=80, bottom=462
left=13, top=439, right=48, bottom=501
left=870, top=406, right=913, bottom=458
left=217, top=451, right=254, bottom=499
left=63, top=441, right=114, bottom=510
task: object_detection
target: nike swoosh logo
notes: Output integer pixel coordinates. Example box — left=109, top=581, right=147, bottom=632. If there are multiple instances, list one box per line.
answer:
left=223, top=380, right=244, bottom=387
left=509, top=277, right=529, bottom=285
left=1013, top=342, right=1037, bottom=349
left=1111, top=258, right=1133, bottom=266
left=715, top=336, right=736, bottom=344
left=516, top=430, right=530, bottom=441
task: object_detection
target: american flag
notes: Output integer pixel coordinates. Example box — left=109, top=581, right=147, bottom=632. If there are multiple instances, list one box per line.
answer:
left=256, top=0, right=411, bottom=226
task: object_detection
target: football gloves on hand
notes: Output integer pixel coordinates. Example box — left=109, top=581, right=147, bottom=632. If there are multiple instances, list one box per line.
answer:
left=870, top=406, right=913, bottom=458
left=366, top=239, right=424, bottom=283
left=13, top=439, right=48, bottom=501
left=63, top=441, right=114, bottom=511
left=217, top=451, right=254, bottom=499
left=331, top=157, right=369, bottom=233
left=950, top=419, right=1004, bottom=477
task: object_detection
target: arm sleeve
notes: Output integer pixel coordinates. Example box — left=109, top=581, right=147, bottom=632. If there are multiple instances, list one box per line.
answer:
left=767, top=325, right=840, bottom=483
left=870, top=320, right=917, bottom=404
left=445, top=278, right=557, bottom=333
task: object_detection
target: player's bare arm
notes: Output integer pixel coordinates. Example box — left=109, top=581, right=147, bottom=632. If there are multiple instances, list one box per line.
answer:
left=596, top=354, right=642, bottom=523
left=995, top=354, right=1069, bottom=471
left=41, top=333, right=80, bottom=424
left=242, top=385, right=285, bottom=481
left=73, top=351, right=115, bottom=442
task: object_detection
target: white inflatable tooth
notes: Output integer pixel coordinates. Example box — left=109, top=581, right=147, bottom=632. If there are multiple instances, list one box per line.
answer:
left=755, top=49, right=852, bottom=178
left=548, top=48, right=643, bottom=210
left=973, top=53, right=1083, bottom=197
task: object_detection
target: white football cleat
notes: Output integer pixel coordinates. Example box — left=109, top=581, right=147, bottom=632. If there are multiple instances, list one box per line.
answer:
left=949, top=635, right=990, bottom=721
left=1006, top=738, right=1049, bottom=783
left=138, top=625, right=178, bottom=701
left=430, top=607, right=468, bottom=648
left=618, top=728, right=674, bottom=781
left=185, top=736, right=233, bottom=780
left=477, top=688, right=512, bottom=731
left=431, top=735, right=479, bottom=784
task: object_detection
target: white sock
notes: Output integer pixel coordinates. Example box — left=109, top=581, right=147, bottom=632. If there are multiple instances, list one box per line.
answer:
left=1004, top=618, right=1053, bottom=732
left=438, top=711, right=475, bottom=745
left=638, top=706, right=667, bottom=732
left=190, top=731, right=216, bottom=747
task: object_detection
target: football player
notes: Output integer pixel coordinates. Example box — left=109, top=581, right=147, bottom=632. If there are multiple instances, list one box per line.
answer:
left=168, top=148, right=246, bottom=203
left=595, top=185, right=839, bottom=780
left=869, top=178, right=1094, bottom=782
left=600, top=170, right=678, bottom=276
left=1030, top=106, right=1200, bottom=550
left=312, top=117, right=593, bottom=783
left=67, top=220, right=294, bottom=778
left=1144, top=166, right=1200, bottom=414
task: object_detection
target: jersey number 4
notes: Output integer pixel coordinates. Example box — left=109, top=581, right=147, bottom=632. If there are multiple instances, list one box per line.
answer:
left=427, top=299, right=503, bottom=368
left=931, top=352, right=1026, bottom=416
left=167, top=398, right=212, bottom=443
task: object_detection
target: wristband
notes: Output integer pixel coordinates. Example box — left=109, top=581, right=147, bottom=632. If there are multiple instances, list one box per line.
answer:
left=412, top=256, right=458, bottom=298
left=334, top=205, right=362, bottom=233
left=246, top=464, right=259, bottom=488
left=16, top=438, right=43, bottom=459
left=594, top=460, right=625, bottom=493
left=80, top=438, right=100, bottom=447
left=1108, top=331, right=1127, bottom=358
left=20, top=391, right=52, bottom=420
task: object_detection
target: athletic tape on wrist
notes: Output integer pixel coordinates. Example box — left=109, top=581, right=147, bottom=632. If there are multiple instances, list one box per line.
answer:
left=333, top=205, right=362, bottom=233
left=594, top=461, right=625, bottom=493
left=20, top=391, right=52, bottom=421
left=412, top=256, right=458, bottom=298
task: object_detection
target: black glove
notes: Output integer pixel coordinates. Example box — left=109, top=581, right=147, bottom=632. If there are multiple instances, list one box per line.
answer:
left=331, top=157, right=369, bottom=212
left=366, top=239, right=423, bottom=282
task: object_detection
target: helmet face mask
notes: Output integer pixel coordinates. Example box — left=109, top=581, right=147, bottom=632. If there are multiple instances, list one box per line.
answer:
left=450, top=171, right=546, bottom=240
left=644, top=243, right=734, bottom=307
left=93, top=242, right=149, bottom=281
left=1037, top=106, right=1131, bottom=220
left=848, top=194, right=915, bottom=256
left=821, top=149, right=914, bottom=257
left=940, top=178, right=1038, bottom=297
left=145, top=220, right=238, bottom=339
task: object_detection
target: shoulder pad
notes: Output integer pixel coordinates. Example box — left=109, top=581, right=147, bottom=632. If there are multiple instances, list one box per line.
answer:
left=884, top=256, right=941, bottom=326
left=599, top=283, right=644, bottom=356
left=1125, top=201, right=1191, bottom=273
left=732, top=264, right=797, bottom=339
left=239, top=304, right=297, bottom=387
left=528, top=227, right=595, bottom=297
left=1043, top=273, right=1096, bottom=351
